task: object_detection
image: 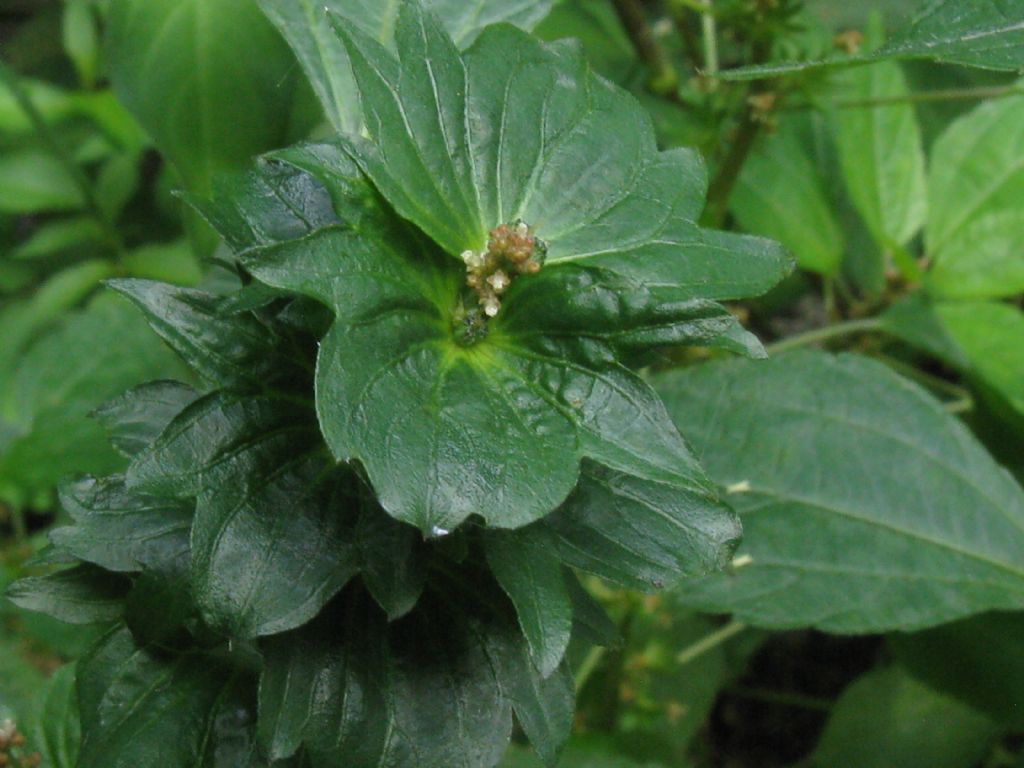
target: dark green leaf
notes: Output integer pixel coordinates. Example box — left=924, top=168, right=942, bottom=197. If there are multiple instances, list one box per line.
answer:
left=51, top=476, right=192, bottom=572
left=566, top=572, right=619, bottom=649
left=6, top=565, right=128, bottom=625
left=93, top=381, right=200, bottom=459
left=77, top=626, right=257, bottom=768
left=355, top=494, right=428, bottom=620
left=890, top=611, right=1024, bottom=728
left=485, top=525, right=572, bottom=677
left=258, top=590, right=513, bottom=767
left=656, top=351, right=1024, bottom=632
left=546, top=462, right=741, bottom=592
left=109, top=279, right=293, bottom=389
left=813, top=667, right=997, bottom=768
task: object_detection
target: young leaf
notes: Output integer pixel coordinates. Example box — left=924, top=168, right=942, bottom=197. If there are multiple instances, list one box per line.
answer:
left=485, top=525, right=573, bottom=677
left=655, top=351, right=1024, bottom=632
left=927, top=91, right=1024, bottom=299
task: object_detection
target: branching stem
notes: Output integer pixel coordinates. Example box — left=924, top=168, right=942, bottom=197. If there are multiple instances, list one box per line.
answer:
left=766, top=318, right=883, bottom=356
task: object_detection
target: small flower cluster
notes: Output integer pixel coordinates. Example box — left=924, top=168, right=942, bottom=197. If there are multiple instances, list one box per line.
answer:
left=462, top=221, right=545, bottom=317
left=0, top=721, right=40, bottom=768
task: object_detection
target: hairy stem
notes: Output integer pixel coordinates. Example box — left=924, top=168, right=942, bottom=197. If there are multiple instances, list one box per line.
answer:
left=789, top=84, right=1024, bottom=111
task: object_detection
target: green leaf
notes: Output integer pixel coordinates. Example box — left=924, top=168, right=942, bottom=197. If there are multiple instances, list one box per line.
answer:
left=257, top=589, right=513, bottom=767
left=92, top=381, right=200, bottom=459
left=354, top=493, right=428, bottom=621
left=0, top=149, right=84, bottom=214
left=63, top=0, right=100, bottom=88
left=890, top=611, right=1024, bottom=729
left=880, top=293, right=969, bottom=369
left=485, top=525, right=573, bottom=677
left=24, top=663, right=81, bottom=768
left=927, top=91, right=1024, bottom=298
left=257, top=0, right=554, bottom=134
left=566, top=572, right=619, bottom=649
left=77, top=627, right=259, bottom=768
left=813, top=667, right=998, bottom=768
left=6, top=565, right=128, bottom=625
left=120, top=241, right=203, bottom=286
left=221, top=9, right=785, bottom=533
left=545, top=463, right=741, bottom=592
left=109, top=279, right=295, bottom=389
left=106, top=0, right=313, bottom=194
left=877, top=0, right=1024, bottom=71
left=655, top=351, right=1024, bottom=632
left=191, top=454, right=360, bottom=638
left=51, top=476, right=193, bottom=573
left=11, top=217, right=105, bottom=261
left=832, top=20, right=927, bottom=248
left=731, top=117, right=843, bottom=275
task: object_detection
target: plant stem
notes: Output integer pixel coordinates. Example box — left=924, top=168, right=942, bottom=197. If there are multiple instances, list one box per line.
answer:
left=875, top=354, right=975, bottom=412
left=611, top=0, right=680, bottom=98
left=0, top=61, right=124, bottom=255
left=766, top=317, right=883, bottom=356
left=700, top=1, right=719, bottom=78
left=574, top=646, right=607, bottom=693
left=667, top=2, right=704, bottom=72
left=676, top=619, right=747, bottom=665
left=790, top=84, right=1024, bottom=112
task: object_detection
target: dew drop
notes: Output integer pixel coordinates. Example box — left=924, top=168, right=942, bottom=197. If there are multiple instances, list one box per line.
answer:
left=430, top=525, right=450, bottom=539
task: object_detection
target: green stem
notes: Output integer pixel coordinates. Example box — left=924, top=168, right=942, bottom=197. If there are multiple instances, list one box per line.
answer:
left=0, top=62, right=124, bottom=255
left=791, top=84, right=1024, bottom=112
left=700, top=1, right=719, bottom=78
left=676, top=619, right=747, bottom=665
left=875, top=354, right=974, bottom=411
left=610, top=0, right=680, bottom=98
left=6, top=503, right=27, bottom=543
left=766, top=318, right=883, bottom=356
left=667, top=2, right=704, bottom=72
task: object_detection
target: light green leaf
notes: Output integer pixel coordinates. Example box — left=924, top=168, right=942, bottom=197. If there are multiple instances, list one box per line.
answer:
left=833, top=19, right=927, bottom=248
left=0, top=149, right=84, bottom=214
left=890, top=611, right=1024, bottom=729
left=731, top=117, right=843, bottom=275
left=106, top=0, right=312, bottom=194
left=257, top=0, right=554, bottom=134
left=655, top=351, right=1024, bottom=632
left=24, top=663, right=81, bottom=768
left=11, top=217, right=105, bottom=261
left=64, top=0, right=100, bottom=88
left=813, top=667, right=997, bottom=768
left=121, top=241, right=203, bottom=286
left=927, top=91, right=1024, bottom=298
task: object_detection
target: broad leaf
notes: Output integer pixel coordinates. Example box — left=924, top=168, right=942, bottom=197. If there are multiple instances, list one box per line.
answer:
left=6, top=565, right=129, bottom=625
left=731, top=117, right=843, bottom=275
left=833, top=19, right=927, bottom=248
left=355, top=492, right=428, bottom=620
left=257, top=589, right=514, bottom=767
left=106, top=0, right=313, bottom=194
left=77, top=627, right=260, bottom=768
left=655, top=351, right=1024, bottom=632
left=890, top=611, right=1024, bottom=728
left=813, top=667, right=997, bottom=768
left=218, top=6, right=787, bottom=533
left=257, top=0, right=554, bottom=134
left=926, top=91, right=1024, bottom=298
